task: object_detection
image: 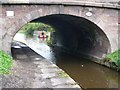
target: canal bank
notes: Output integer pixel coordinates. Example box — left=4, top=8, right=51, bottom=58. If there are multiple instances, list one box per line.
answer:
left=2, top=46, right=81, bottom=89
left=50, top=44, right=120, bottom=72
left=18, top=37, right=120, bottom=89
left=12, top=33, right=120, bottom=89
left=62, top=48, right=120, bottom=72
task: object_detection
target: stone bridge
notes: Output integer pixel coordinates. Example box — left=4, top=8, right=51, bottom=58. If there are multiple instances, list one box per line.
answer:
left=0, top=0, right=120, bottom=60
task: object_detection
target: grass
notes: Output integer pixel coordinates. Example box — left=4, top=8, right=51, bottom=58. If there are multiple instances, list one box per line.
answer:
left=106, top=49, right=120, bottom=70
left=0, top=50, right=13, bottom=74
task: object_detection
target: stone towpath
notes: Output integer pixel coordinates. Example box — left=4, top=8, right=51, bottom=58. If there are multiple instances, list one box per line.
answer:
left=2, top=45, right=82, bottom=89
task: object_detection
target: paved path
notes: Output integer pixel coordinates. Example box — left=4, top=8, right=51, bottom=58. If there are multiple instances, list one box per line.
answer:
left=2, top=46, right=81, bottom=89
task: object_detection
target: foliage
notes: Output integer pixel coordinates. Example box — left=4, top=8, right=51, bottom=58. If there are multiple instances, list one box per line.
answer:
left=0, top=50, right=13, bottom=74
left=106, top=49, right=120, bottom=70
left=19, top=22, right=55, bottom=46
left=46, top=34, right=54, bottom=46
left=20, top=22, right=55, bottom=37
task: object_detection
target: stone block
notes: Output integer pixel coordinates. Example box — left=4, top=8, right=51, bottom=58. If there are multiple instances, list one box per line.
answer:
left=24, top=13, right=32, bottom=22
left=30, top=10, right=40, bottom=20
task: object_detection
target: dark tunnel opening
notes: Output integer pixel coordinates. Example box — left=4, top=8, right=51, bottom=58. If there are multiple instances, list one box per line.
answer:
left=31, top=14, right=111, bottom=59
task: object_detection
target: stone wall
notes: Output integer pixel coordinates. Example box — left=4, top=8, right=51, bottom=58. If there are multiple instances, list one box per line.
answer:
left=0, top=4, right=119, bottom=56
left=1, top=0, right=119, bottom=4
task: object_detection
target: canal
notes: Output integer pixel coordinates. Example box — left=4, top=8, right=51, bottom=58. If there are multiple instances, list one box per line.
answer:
left=12, top=40, right=120, bottom=89
left=53, top=48, right=120, bottom=89
left=32, top=40, right=120, bottom=89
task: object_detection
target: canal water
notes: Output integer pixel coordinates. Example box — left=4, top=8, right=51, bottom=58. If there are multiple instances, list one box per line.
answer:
left=53, top=49, right=120, bottom=89
left=12, top=33, right=120, bottom=89
left=24, top=39, right=120, bottom=89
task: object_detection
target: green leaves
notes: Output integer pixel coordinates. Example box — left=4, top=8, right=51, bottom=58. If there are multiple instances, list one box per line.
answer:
left=106, top=49, right=120, bottom=69
left=20, top=22, right=55, bottom=37
left=0, top=50, right=13, bottom=74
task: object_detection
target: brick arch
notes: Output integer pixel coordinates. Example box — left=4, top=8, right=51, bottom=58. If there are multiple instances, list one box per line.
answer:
left=4, top=9, right=111, bottom=55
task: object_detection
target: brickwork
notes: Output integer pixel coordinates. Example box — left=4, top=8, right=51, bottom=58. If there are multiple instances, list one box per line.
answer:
left=0, top=4, right=119, bottom=55
left=0, top=2, right=119, bottom=89
left=1, top=0, right=119, bottom=4
left=1, top=0, right=120, bottom=9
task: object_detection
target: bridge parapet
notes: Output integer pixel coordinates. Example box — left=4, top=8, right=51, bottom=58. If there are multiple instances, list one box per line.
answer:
left=1, top=0, right=120, bottom=9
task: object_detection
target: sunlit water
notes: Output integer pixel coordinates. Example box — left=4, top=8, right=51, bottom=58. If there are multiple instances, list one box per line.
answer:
left=13, top=34, right=120, bottom=89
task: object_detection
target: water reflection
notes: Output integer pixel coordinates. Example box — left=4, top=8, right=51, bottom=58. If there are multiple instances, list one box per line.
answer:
left=35, top=41, right=120, bottom=89
left=14, top=33, right=119, bottom=89
left=13, top=31, right=120, bottom=89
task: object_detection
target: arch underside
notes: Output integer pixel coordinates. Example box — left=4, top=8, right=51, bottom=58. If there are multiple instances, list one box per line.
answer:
left=29, top=14, right=110, bottom=59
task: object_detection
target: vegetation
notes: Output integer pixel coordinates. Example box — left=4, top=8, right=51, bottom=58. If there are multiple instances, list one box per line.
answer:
left=20, top=22, right=55, bottom=38
left=106, top=49, right=120, bottom=70
left=19, top=22, right=55, bottom=46
left=0, top=50, right=13, bottom=74
left=46, top=36, right=54, bottom=46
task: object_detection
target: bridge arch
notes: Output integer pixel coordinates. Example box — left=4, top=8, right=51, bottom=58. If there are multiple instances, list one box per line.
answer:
left=31, top=14, right=111, bottom=59
left=4, top=10, right=111, bottom=59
